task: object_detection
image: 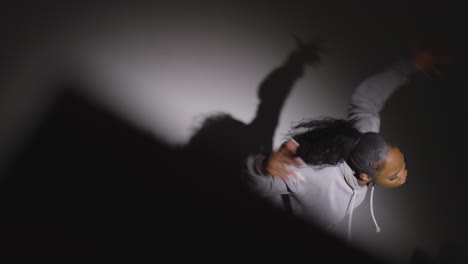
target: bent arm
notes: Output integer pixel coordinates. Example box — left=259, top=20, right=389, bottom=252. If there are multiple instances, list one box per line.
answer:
left=242, top=154, right=298, bottom=196
left=348, top=59, right=418, bottom=132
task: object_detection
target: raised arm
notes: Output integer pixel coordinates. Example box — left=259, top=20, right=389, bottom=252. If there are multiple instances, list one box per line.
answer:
left=348, top=44, right=444, bottom=132
left=347, top=59, right=418, bottom=132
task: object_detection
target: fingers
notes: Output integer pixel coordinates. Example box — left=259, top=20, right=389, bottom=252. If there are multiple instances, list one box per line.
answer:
left=265, top=158, right=302, bottom=180
left=283, top=138, right=300, bottom=154
left=263, top=138, right=306, bottom=180
left=266, top=162, right=298, bottom=180
left=278, top=138, right=305, bottom=167
left=413, top=51, right=434, bottom=73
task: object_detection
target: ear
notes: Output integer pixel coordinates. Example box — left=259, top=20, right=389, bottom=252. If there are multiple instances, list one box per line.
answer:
left=358, top=173, right=372, bottom=183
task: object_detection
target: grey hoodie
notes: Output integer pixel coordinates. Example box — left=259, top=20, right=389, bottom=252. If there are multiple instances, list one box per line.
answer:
left=243, top=59, right=418, bottom=240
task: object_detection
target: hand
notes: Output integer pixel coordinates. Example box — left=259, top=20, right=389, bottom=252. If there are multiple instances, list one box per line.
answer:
left=409, top=40, right=450, bottom=75
left=262, top=138, right=305, bottom=180
left=291, top=35, right=323, bottom=67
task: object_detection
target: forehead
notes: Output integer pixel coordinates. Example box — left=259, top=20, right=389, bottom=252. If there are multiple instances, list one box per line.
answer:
left=380, top=147, right=404, bottom=175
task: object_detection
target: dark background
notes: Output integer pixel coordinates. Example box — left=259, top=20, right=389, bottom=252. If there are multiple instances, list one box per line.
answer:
left=1, top=1, right=466, bottom=263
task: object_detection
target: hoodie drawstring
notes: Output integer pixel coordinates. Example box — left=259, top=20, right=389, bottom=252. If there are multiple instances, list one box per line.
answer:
left=347, top=189, right=357, bottom=241
left=347, top=183, right=381, bottom=242
left=370, top=183, right=381, bottom=233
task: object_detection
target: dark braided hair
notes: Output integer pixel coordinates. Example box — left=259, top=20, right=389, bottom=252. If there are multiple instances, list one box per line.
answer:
left=288, top=117, right=392, bottom=177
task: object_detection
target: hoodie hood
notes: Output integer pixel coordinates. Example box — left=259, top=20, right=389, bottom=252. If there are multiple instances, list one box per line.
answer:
left=339, top=161, right=366, bottom=191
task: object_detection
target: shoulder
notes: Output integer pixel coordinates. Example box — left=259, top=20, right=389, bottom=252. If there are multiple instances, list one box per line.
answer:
left=295, top=164, right=342, bottom=179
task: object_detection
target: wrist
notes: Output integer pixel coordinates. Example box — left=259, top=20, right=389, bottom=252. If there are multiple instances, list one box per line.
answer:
left=255, top=154, right=268, bottom=175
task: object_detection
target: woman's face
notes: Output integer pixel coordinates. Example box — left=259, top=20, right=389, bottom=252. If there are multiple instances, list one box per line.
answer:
left=373, top=146, right=407, bottom=188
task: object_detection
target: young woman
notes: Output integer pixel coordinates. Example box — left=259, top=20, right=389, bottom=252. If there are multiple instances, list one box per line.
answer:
left=243, top=45, right=441, bottom=241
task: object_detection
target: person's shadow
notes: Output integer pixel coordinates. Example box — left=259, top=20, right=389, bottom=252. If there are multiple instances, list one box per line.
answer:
left=167, top=37, right=382, bottom=262
left=0, top=37, right=384, bottom=263
left=182, top=36, right=323, bottom=197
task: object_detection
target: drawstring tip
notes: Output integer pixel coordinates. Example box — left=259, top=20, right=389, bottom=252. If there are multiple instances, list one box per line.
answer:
left=370, top=184, right=381, bottom=234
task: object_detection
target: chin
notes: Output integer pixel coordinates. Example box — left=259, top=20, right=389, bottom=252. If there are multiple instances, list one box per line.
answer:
left=380, top=183, right=401, bottom=189
left=399, top=177, right=407, bottom=185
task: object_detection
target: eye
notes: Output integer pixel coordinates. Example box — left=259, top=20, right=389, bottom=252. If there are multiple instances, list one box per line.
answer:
left=389, top=175, right=398, bottom=181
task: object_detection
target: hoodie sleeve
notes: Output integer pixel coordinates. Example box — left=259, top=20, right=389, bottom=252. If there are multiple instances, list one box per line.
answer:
left=242, top=154, right=298, bottom=196
left=348, top=59, right=418, bottom=132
